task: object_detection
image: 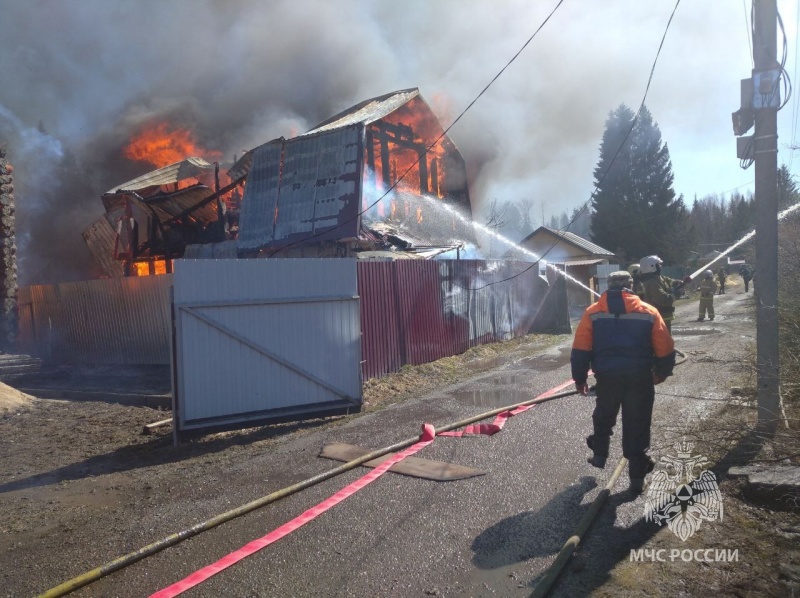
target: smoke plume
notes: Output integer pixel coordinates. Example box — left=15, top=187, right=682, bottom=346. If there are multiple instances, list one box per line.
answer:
left=0, top=0, right=755, bottom=284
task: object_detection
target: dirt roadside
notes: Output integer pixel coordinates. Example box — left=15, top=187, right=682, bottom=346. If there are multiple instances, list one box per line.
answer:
left=0, top=276, right=798, bottom=597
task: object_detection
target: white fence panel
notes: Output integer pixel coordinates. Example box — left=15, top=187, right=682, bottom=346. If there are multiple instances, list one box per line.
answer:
left=172, top=259, right=362, bottom=438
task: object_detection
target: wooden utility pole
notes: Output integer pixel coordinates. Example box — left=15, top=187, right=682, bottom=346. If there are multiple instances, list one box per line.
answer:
left=753, top=0, right=780, bottom=435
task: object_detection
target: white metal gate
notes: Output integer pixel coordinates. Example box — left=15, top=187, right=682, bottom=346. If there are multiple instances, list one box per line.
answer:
left=171, top=259, right=362, bottom=440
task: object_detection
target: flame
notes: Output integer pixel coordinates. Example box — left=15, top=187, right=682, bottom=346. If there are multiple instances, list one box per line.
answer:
left=390, top=200, right=397, bottom=220
left=123, top=122, right=221, bottom=168
left=366, top=96, right=449, bottom=200
left=131, top=259, right=170, bottom=276
left=416, top=206, right=423, bottom=223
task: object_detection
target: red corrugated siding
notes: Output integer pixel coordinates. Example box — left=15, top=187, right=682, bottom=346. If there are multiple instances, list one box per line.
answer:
left=357, top=261, right=402, bottom=379
left=358, top=260, right=554, bottom=381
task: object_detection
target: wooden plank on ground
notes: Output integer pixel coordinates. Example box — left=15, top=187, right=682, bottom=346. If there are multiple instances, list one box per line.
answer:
left=142, top=418, right=172, bottom=435
left=320, top=442, right=486, bottom=481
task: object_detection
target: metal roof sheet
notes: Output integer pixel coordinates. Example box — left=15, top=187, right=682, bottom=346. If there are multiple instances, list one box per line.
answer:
left=106, top=157, right=215, bottom=194
left=226, top=143, right=274, bottom=182
left=103, top=185, right=220, bottom=225
left=237, top=126, right=362, bottom=251
left=144, top=185, right=219, bottom=224
left=560, top=258, right=607, bottom=266
left=521, top=226, right=615, bottom=257
left=81, top=216, right=125, bottom=277
left=304, top=88, right=419, bottom=135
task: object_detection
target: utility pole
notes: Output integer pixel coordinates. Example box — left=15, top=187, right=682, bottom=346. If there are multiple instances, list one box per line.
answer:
left=752, top=0, right=780, bottom=435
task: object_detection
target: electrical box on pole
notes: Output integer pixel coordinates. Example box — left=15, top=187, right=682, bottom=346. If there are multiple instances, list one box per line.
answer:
left=736, top=135, right=754, bottom=160
left=732, top=78, right=755, bottom=137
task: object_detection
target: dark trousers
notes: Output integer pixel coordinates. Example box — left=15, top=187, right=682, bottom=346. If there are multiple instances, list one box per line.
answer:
left=587, top=371, right=655, bottom=479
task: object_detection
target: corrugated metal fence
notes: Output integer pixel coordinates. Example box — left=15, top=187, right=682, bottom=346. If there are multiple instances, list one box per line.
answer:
left=16, top=259, right=568, bottom=378
left=357, top=260, right=565, bottom=380
left=17, top=275, right=172, bottom=365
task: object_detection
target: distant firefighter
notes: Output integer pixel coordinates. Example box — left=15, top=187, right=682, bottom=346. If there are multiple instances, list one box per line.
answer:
left=697, top=270, right=716, bottom=322
left=740, top=265, right=753, bottom=293
left=639, top=255, right=689, bottom=332
left=717, top=267, right=726, bottom=294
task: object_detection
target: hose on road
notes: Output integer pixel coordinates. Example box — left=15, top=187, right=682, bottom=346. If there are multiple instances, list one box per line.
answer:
left=529, top=457, right=628, bottom=598
left=39, top=386, right=582, bottom=597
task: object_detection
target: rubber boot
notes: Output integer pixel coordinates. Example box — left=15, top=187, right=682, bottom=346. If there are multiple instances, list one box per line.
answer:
left=628, top=456, right=655, bottom=494
left=586, top=435, right=608, bottom=469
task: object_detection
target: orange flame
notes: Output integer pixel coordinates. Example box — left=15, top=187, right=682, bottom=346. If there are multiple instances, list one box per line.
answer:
left=416, top=206, right=423, bottom=223
left=132, top=259, right=170, bottom=276
left=367, top=96, right=449, bottom=199
left=123, top=122, right=221, bottom=168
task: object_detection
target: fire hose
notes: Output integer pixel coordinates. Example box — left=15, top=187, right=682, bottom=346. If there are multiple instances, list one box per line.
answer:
left=40, top=351, right=687, bottom=597
left=38, top=386, right=582, bottom=598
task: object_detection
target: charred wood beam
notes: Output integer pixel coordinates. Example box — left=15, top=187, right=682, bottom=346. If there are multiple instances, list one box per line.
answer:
left=372, top=121, right=425, bottom=152
left=417, top=150, right=428, bottom=195
left=163, top=177, right=245, bottom=225
left=380, top=135, right=390, bottom=190
left=372, top=122, right=431, bottom=194
left=365, top=129, right=376, bottom=185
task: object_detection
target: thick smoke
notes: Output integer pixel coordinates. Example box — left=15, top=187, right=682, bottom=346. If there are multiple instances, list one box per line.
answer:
left=0, top=0, right=759, bottom=284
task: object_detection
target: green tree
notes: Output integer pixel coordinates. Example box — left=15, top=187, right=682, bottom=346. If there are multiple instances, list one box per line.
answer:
left=590, top=104, right=689, bottom=263
left=567, top=205, right=592, bottom=239
left=777, top=164, right=799, bottom=211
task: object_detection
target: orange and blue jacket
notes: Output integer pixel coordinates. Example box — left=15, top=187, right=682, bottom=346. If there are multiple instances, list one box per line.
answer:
left=571, top=289, right=675, bottom=385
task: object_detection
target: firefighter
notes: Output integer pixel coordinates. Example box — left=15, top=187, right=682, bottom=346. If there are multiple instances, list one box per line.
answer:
left=740, top=265, right=753, bottom=292
left=627, top=263, right=646, bottom=299
left=638, top=255, right=689, bottom=332
left=571, top=270, right=676, bottom=494
left=697, top=269, right=717, bottom=321
left=717, top=267, right=727, bottom=294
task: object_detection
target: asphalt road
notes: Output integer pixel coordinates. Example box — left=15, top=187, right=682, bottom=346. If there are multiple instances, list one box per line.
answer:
left=37, top=288, right=755, bottom=597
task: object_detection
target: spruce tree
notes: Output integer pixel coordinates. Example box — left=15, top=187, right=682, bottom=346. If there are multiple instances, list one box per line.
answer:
left=777, top=164, right=799, bottom=211
left=590, top=104, right=688, bottom=264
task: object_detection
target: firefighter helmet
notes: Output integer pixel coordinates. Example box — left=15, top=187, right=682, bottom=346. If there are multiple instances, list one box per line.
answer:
left=640, top=255, right=663, bottom=273
left=608, top=270, right=633, bottom=289
left=628, top=263, right=641, bottom=276
left=704, top=269, right=713, bottom=279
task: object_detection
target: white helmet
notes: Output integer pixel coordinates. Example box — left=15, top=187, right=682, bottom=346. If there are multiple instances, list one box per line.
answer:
left=704, top=269, right=713, bottom=279
left=640, top=255, right=663, bottom=273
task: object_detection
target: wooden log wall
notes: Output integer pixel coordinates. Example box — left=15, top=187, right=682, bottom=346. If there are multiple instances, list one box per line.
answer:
left=0, top=148, right=17, bottom=351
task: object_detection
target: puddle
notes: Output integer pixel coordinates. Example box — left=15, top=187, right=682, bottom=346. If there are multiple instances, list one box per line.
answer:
left=489, top=375, right=521, bottom=386
left=671, top=328, right=722, bottom=336
left=450, top=388, right=535, bottom=408
left=516, top=347, right=571, bottom=371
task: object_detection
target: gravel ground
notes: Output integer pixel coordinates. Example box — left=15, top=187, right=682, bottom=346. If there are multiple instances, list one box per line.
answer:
left=1, top=278, right=796, bottom=597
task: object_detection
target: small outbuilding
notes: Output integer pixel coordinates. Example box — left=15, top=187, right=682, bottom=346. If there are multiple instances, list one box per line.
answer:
left=512, top=226, right=617, bottom=312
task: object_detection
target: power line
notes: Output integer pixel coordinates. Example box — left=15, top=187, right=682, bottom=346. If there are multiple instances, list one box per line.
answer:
left=470, top=0, right=683, bottom=291
left=266, top=0, right=567, bottom=258
left=743, top=0, right=754, bottom=67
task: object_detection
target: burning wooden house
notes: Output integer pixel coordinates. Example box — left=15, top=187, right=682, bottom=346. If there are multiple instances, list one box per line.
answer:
left=83, top=157, right=244, bottom=277
left=233, top=87, right=473, bottom=259
left=83, top=88, right=473, bottom=276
